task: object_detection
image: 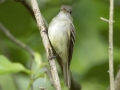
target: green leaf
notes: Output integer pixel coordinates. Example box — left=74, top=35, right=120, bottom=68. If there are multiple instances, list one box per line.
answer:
left=39, top=62, right=48, bottom=68
left=34, top=73, right=45, bottom=81
left=34, top=52, right=42, bottom=66
left=34, top=52, right=48, bottom=69
left=0, top=55, right=30, bottom=75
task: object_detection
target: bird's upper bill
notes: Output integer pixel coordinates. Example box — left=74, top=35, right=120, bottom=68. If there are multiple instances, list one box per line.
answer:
left=60, top=5, right=72, bottom=13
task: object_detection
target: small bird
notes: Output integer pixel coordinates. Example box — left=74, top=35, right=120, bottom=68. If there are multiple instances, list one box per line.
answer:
left=48, top=5, right=76, bottom=89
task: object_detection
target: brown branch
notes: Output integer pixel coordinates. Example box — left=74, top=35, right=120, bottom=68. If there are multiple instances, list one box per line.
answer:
left=30, top=0, right=61, bottom=90
left=109, top=0, right=115, bottom=90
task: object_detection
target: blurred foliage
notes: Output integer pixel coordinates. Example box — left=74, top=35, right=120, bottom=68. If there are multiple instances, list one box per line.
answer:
left=0, top=0, right=120, bottom=90
left=0, top=55, right=30, bottom=74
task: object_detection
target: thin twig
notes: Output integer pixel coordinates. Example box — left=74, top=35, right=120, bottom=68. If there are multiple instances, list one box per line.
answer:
left=109, top=0, right=114, bottom=90
left=0, top=22, right=34, bottom=90
left=30, top=0, right=61, bottom=90
left=0, top=23, right=35, bottom=58
left=100, top=17, right=115, bottom=23
left=100, top=17, right=109, bottom=22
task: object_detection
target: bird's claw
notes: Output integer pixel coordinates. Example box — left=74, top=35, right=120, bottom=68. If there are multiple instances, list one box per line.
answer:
left=49, top=52, right=61, bottom=60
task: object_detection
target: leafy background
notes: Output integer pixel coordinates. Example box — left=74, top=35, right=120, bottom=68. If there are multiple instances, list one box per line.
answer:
left=0, top=0, right=120, bottom=90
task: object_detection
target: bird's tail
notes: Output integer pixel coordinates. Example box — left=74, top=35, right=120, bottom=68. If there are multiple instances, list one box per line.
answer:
left=63, top=62, right=71, bottom=89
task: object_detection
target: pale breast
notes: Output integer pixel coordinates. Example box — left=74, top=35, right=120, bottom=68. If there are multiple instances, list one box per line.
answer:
left=48, top=20, right=69, bottom=61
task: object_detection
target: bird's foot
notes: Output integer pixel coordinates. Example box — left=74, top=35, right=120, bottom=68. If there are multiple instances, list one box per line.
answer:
left=42, top=30, right=47, bottom=33
left=49, top=52, right=61, bottom=60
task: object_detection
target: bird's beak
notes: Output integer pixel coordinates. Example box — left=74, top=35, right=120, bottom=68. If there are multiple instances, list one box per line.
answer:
left=62, top=8, right=67, bottom=12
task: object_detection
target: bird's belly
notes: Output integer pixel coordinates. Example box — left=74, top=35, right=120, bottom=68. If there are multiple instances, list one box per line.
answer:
left=49, top=28, right=68, bottom=52
left=48, top=23, right=69, bottom=61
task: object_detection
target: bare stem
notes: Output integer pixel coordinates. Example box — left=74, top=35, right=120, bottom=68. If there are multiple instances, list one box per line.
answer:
left=0, top=22, right=34, bottom=90
left=0, top=23, right=35, bottom=58
left=109, top=0, right=114, bottom=90
left=30, top=0, right=61, bottom=90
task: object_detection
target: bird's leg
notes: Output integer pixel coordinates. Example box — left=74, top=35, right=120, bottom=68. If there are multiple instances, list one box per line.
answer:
left=42, top=30, right=47, bottom=33
left=49, top=52, right=61, bottom=60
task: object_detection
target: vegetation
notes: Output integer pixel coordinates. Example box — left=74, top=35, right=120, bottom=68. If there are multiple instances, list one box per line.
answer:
left=0, top=0, right=119, bottom=90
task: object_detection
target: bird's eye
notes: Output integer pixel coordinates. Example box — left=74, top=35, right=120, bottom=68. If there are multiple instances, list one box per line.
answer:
left=70, top=11, right=72, bottom=14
